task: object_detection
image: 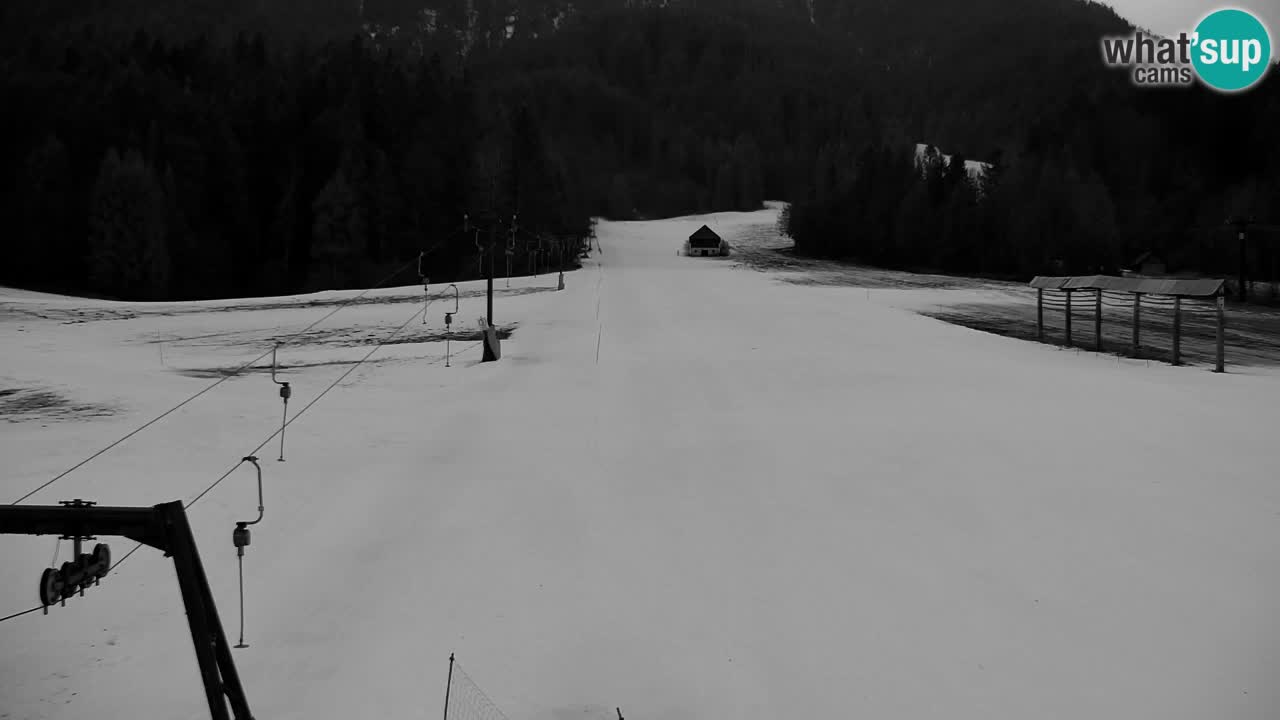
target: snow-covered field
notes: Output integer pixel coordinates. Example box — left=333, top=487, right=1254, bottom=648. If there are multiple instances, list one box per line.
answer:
left=726, top=209, right=1280, bottom=371
left=3, top=206, right=1280, bottom=720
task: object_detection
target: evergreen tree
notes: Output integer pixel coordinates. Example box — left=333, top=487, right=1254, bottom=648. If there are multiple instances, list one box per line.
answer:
left=608, top=173, right=634, bottom=220
left=87, top=148, right=170, bottom=299
left=311, top=166, right=366, bottom=288
left=13, top=135, right=74, bottom=287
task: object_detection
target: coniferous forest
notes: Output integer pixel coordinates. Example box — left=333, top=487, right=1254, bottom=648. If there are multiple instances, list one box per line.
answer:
left=0, top=0, right=1277, bottom=300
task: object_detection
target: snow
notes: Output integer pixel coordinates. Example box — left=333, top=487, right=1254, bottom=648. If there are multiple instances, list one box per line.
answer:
left=4, top=206, right=1280, bottom=720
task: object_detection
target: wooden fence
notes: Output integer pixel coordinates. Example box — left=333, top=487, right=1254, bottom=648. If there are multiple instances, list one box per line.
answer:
left=1030, top=275, right=1226, bottom=372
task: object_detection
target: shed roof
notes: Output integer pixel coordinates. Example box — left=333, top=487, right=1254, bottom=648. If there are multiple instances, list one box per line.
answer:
left=689, top=225, right=721, bottom=241
left=1029, top=275, right=1224, bottom=297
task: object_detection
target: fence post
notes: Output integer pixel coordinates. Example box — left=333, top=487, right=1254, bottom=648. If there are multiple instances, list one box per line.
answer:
left=1037, top=288, right=1044, bottom=341
left=1132, top=292, right=1141, bottom=357
left=1216, top=292, right=1225, bottom=373
left=1172, top=296, right=1182, bottom=365
left=1064, top=290, right=1073, bottom=347
left=1095, top=289, right=1103, bottom=352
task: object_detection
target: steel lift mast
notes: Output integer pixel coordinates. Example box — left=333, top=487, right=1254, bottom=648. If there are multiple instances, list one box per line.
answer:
left=0, top=500, right=255, bottom=720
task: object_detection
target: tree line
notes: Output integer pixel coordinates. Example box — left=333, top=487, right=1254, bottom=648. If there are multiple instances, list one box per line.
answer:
left=2, top=0, right=1278, bottom=300
left=782, top=77, right=1280, bottom=284
left=773, top=0, right=1280, bottom=284
left=0, top=30, right=592, bottom=300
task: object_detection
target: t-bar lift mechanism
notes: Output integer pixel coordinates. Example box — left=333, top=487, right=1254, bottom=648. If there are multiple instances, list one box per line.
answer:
left=419, top=250, right=431, bottom=324
left=444, top=284, right=460, bottom=367
left=0, top=500, right=256, bottom=720
left=232, top=456, right=266, bottom=649
left=270, top=344, right=291, bottom=462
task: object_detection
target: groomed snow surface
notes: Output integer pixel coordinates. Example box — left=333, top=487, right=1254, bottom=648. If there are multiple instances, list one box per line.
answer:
left=3, top=205, right=1279, bottom=720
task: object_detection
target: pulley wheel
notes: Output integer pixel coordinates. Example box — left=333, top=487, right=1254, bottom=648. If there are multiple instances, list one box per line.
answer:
left=59, top=561, right=78, bottom=598
left=93, top=543, right=111, bottom=577
left=39, top=567, right=62, bottom=606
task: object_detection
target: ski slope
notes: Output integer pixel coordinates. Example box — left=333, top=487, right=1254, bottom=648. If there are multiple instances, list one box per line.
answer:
left=3, top=207, right=1280, bottom=720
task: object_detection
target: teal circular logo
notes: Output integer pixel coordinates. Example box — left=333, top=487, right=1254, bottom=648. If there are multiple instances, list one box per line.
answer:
left=1192, top=9, right=1272, bottom=92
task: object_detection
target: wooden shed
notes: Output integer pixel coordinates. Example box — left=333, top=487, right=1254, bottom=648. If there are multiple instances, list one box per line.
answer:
left=683, top=225, right=729, bottom=257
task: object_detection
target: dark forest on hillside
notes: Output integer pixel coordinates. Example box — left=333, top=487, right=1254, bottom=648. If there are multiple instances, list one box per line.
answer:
left=0, top=33, right=593, bottom=300
left=0, top=0, right=1277, bottom=300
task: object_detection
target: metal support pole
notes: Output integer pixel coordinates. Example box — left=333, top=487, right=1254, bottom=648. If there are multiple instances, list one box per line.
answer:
left=170, top=529, right=228, bottom=719
left=277, top=399, right=288, bottom=462
left=1064, top=290, right=1073, bottom=347
left=233, top=457, right=263, bottom=650
left=1132, top=293, right=1141, bottom=357
left=235, top=553, right=247, bottom=648
left=443, top=653, right=455, bottom=720
left=487, top=227, right=495, bottom=327
left=419, top=252, right=429, bottom=325
left=1216, top=293, right=1226, bottom=373
left=1095, top=289, right=1103, bottom=352
left=1036, top=288, right=1044, bottom=341
left=1239, top=228, right=1248, bottom=303
left=270, top=346, right=289, bottom=463
left=0, top=503, right=255, bottom=719
left=188, top=510, right=254, bottom=720
left=482, top=238, right=499, bottom=363
left=444, top=285, right=459, bottom=368
left=164, top=502, right=255, bottom=720
left=1172, top=296, right=1182, bottom=365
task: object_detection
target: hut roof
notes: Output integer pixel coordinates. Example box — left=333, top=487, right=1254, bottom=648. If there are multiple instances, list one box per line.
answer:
left=689, top=225, right=721, bottom=241
left=1029, top=275, right=1223, bottom=297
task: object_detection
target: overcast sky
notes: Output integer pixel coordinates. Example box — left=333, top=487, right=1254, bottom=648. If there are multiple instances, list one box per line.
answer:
left=1105, top=0, right=1280, bottom=60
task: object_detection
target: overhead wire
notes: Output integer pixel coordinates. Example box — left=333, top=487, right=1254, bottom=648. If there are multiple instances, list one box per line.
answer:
left=0, top=606, right=42, bottom=623
left=185, top=298, right=438, bottom=508
left=9, top=254, right=426, bottom=506
left=4, top=233, right=482, bottom=621
left=2, top=307, right=483, bottom=625
left=0, top=533, right=149, bottom=625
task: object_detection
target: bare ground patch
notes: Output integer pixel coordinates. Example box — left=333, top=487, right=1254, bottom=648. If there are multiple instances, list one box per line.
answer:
left=172, top=325, right=515, bottom=379
left=137, top=305, right=524, bottom=355
left=13, top=284, right=559, bottom=326
left=176, top=357, right=405, bottom=379
left=725, top=224, right=1028, bottom=293
left=308, top=323, right=516, bottom=349
left=0, top=386, right=116, bottom=423
left=723, top=219, right=1280, bottom=368
left=921, top=300, right=1280, bottom=368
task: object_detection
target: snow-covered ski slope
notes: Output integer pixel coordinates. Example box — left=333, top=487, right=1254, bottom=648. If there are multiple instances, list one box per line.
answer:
left=3, top=206, right=1280, bottom=720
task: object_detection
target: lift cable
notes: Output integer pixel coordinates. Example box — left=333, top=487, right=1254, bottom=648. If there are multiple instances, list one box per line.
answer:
left=2, top=304, right=485, bottom=626
left=2, top=237, right=496, bottom=621
left=8, top=254, right=424, bottom=506
left=186, top=298, right=437, bottom=508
